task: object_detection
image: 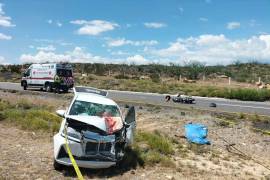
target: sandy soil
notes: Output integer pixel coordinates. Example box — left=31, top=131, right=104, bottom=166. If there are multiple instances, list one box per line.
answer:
left=0, top=91, right=270, bottom=179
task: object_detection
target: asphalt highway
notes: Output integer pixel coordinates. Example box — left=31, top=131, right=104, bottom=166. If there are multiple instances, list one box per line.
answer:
left=1, top=82, right=270, bottom=116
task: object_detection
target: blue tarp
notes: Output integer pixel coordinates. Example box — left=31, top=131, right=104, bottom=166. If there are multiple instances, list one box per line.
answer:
left=185, top=123, right=210, bottom=145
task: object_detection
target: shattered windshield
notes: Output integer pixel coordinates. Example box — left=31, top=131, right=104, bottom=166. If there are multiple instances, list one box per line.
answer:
left=69, top=100, right=121, bottom=117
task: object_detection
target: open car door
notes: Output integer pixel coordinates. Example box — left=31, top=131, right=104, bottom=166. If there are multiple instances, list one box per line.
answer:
left=125, top=106, right=136, bottom=145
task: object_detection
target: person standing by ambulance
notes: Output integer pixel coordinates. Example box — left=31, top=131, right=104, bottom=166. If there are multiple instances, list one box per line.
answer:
left=54, top=73, right=61, bottom=93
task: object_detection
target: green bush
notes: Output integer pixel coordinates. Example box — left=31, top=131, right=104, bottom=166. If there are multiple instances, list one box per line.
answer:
left=226, top=89, right=270, bottom=101
left=2, top=109, right=61, bottom=132
left=114, top=74, right=130, bottom=79
left=132, top=131, right=176, bottom=167
left=1, top=98, right=61, bottom=133
left=136, top=130, right=174, bottom=155
left=150, top=73, right=161, bottom=83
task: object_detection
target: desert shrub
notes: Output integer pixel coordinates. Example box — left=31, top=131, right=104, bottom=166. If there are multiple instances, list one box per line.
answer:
left=16, top=99, right=33, bottom=109
left=227, top=89, right=270, bottom=101
left=150, top=73, right=161, bottom=83
left=114, top=74, right=130, bottom=79
left=0, top=99, right=12, bottom=111
left=239, top=113, right=245, bottom=119
left=131, top=131, right=176, bottom=167
left=2, top=108, right=61, bottom=132
left=135, top=130, right=174, bottom=155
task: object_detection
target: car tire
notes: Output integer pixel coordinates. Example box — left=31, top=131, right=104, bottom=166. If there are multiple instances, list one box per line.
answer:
left=45, top=83, right=52, bottom=92
left=53, top=159, right=64, bottom=171
left=22, top=81, right=27, bottom=90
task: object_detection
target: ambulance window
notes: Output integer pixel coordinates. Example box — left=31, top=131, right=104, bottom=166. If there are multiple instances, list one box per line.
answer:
left=57, top=69, right=72, bottom=77
left=57, top=69, right=64, bottom=76
left=66, top=70, right=72, bottom=77
left=25, top=69, right=31, bottom=76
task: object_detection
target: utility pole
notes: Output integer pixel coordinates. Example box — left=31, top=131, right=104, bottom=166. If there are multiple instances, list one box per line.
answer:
left=229, top=77, right=231, bottom=85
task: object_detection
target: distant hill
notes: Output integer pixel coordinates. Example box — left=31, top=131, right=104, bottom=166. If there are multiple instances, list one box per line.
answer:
left=1, top=62, right=270, bottom=83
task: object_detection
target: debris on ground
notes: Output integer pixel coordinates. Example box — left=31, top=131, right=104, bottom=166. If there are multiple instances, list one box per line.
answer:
left=185, top=123, right=210, bottom=145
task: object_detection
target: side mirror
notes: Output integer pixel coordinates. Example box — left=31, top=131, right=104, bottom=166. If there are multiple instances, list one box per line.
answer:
left=56, top=109, right=66, bottom=118
left=125, top=106, right=135, bottom=124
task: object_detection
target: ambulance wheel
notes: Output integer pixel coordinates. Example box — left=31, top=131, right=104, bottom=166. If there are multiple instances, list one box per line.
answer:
left=22, top=81, right=27, bottom=90
left=63, top=87, right=68, bottom=93
left=45, top=83, right=52, bottom=92
left=53, top=159, right=64, bottom=171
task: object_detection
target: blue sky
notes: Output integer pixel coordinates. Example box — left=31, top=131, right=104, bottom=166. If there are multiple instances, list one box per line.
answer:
left=0, top=0, right=270, bottom=65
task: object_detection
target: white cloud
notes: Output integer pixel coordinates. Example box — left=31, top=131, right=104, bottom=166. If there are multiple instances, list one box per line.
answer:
left=144, top=22, right=167, bottom=29
left=126, top=24, right=132, bottom=28
left=199, top=17, right=208, bottom=22
left=0, top=32, right=12, bottom=40
left=56, top=21, right=62, bottom=27
left=0, top=56, right=5, bottom=64
left=47, top=19, right=53, bottom=24
left=0, top=3, right=15, bottom=27
left=0, top=56, right=10, bottom=64
left=178, top=7, right=184, bottom=14
left=196, top=34, right=228, bottom=46
left=106, top=38, right=158, bottom=47
left=70, top=20, right=119, bottom=36
left=227, top=22, right=240, bottom=30
left=249, top=19, right=260, bottom=27
left=126, top=55, right=149, bottom=65
left=34, top=39, right=73, bottom=46
left=20, top=47, right=118, bottom=64
left=111, top=50, right=130, bottom=56
left=20, top=47, right=151, bottom=65
left=47, top=20, right=63, bottom=27
left=36, top=45, right=56, bottom=51
left=145, top=34, right=270, bottom=65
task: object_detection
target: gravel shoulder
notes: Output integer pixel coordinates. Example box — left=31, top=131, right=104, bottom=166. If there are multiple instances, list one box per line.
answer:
left=0, top=90, right=270, bottom=179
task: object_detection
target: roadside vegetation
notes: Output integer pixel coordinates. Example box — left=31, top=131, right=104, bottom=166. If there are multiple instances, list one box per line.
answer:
left=0, top=93, right=177, bottom=168
left=0, top=90, right=270, bottom=179
left=82, top=77, right=270, bottom=101
left=2, top=62, right=270, bottom=101
left=0, top=98, right=61, bottom=132
left=132, top=130, right=176, bottom=167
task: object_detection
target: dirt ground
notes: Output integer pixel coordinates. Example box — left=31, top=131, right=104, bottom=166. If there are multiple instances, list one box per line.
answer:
left=0, top=91, right=270, bottom=180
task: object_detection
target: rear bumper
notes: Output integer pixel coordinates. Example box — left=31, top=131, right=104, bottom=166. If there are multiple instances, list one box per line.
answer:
left=54, top=84, right=74, bottom=89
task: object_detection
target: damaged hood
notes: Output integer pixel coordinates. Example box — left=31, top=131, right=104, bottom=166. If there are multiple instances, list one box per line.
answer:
left=66, top=115, right=107, bottom=132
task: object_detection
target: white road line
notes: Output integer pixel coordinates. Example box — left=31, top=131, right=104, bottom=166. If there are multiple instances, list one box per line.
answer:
left=0, top=82, right=19, bottom=85
left=217, top=103, right=270, bottom=110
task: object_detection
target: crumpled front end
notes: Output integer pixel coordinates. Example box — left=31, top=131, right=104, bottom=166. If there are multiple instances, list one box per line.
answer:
left=53, top=120, right=126, bottom=169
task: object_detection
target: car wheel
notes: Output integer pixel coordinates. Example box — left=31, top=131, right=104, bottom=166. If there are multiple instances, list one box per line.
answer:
left=22, top=81, right=27, bottom=90
left=45, top=83, right=52, bottom=92
left=53, top=159, right=64, bottom=171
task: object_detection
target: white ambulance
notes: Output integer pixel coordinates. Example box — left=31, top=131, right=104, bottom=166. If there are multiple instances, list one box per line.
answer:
left=21, top=63, right=74, bottom=93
